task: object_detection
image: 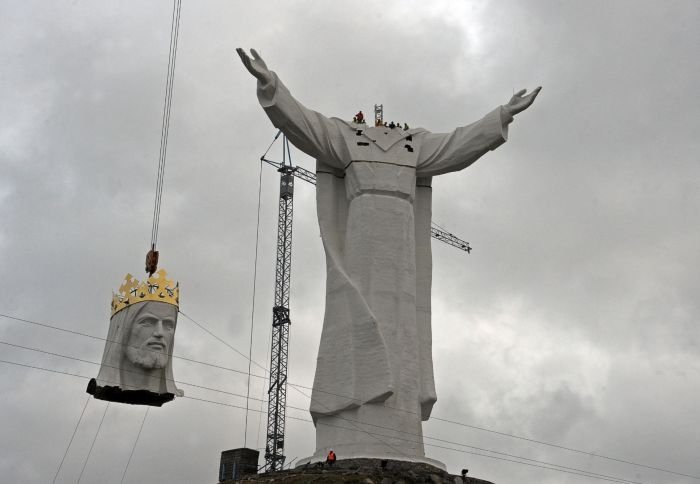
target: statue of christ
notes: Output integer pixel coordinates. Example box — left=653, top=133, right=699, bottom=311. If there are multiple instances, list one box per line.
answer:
left=238, top=48, right=540, bottom=465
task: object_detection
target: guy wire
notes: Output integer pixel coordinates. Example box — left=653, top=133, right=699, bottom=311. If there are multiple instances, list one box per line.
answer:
left=52, top=396, right=90, bottom=484
left=0, top=358, right=642, bottom=484
left=3, top=311, right=698, bottom=481
left=244, top=157, right=265, bottom=447
left=120, top=407, right=150, bottom=484
left=76, top=401, right=110, bottom=483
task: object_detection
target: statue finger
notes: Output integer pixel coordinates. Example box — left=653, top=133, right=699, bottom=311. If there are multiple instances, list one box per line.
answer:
left=514, top=88, right=526, bottom=97
left=527, top=87, right=542, bottom=102
left=236, top=47, right=250, bottom=64
left=251, top=48, right=262, bottom=61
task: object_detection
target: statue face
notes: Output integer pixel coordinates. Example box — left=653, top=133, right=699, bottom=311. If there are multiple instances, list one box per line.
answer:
left=125, top=302, right=177, bottom=369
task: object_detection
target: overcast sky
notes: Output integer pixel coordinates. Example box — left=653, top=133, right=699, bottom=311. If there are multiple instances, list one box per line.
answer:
left=1, top=1, right=699, bottom=483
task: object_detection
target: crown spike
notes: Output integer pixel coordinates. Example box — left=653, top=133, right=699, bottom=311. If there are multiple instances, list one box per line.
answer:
left=111, top=269, right=179, bottom=316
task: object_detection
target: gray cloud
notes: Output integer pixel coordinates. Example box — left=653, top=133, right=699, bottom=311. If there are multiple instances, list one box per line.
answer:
left=1, top=1, right=699, bottom=483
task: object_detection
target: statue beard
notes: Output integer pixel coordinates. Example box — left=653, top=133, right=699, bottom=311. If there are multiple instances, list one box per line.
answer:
left=125, top=346, right=168, bottom=369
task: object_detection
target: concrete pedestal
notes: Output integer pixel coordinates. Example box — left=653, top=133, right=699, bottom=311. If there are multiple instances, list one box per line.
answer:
left=297, top=454, right=446, bottom=471
left=230, top=458, right=494, bottom=483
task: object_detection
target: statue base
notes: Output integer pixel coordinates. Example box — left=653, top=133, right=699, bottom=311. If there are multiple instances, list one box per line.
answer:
left=229, top=458, right=494, bottom=483
left=297, top=454, right=446, bottom=471
left=86, top=378, right=174, bottom=407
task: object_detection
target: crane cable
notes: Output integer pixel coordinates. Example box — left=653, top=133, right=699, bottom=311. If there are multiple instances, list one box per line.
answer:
left=147, top=0, right=183, bottom=275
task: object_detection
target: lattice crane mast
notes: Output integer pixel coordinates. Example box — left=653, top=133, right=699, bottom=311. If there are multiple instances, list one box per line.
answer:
left=259, top=130, right=472, bottom=472
left=262, top=135, right=295, bottom=472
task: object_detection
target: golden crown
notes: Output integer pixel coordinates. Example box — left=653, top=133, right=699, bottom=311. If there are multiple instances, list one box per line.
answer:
left=111, top=269, right=179, bottom=316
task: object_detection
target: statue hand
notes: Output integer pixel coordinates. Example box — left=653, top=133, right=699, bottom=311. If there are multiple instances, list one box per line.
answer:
left=505, top=86, right=542, bottom=117
left=236, top=48, right=273, bottom=85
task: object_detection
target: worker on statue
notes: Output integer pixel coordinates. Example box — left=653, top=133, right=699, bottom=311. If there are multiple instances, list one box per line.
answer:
left=237, top=48, right=540, bottom=466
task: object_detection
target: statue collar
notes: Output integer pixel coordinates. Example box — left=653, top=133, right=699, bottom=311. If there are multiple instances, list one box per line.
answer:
left=338, top=119, right=425, bottom=152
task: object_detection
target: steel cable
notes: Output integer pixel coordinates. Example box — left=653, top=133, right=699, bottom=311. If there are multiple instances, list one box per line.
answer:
left=150, top=0, right=182, bottom=249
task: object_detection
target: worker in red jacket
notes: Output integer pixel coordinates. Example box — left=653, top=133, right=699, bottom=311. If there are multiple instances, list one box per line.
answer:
left=326, top=449, right=337, bottom=466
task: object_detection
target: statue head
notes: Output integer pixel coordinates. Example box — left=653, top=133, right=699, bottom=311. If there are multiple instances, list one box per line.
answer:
left=124, top=301, right=177, bottom=370
left=114, top=300, right=180, bottom=395
left=88, top=270, right=183, bottom=405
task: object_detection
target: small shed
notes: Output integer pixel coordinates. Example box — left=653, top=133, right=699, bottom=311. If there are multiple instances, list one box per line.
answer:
left=219, top=448, right=259, bottom=482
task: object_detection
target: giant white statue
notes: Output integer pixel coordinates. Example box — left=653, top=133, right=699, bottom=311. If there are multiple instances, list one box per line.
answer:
left=238, top=48, right=540, bottom=465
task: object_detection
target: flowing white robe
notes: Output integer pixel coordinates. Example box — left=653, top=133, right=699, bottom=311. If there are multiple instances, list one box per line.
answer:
left=257, top=72, right=511, bottom=461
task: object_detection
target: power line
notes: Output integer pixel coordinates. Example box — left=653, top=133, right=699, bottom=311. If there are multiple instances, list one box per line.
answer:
left=5, top=336, right=409, bottom=469
left=0, top=357, right=253, bottom=406
left=174, top=311, right=700, bottom=481
left=185, top=307, right=411, bottom=463
left=0, top=340, right=264, bottom=405
left=287, top=381, right=413, bottom=464
left=77, top=401, right=110, bottom=483
left=256, top=324, right=272, bottom=450
left=427, top=414, right=664, bottom=475
left=0, top=357, right=667, bottom=484
left=154, top=388, right=640, bottom=484
left=3, top=311, right=698, bottom=481
left=0, top=312, right=268, bottom=380
left=52, top=396, right=90, bottom=484
left=0, top=345, right=654, bottom=484
left=204, top=391, right=640, bottom=484
left=307, top=420, right=640, bottom=484
left=6, top=341, right=590, bottom=480
left=179, top=311, right=266, bottom=374
left=190, top=394, right=637, bottom=483
left=289, top=404, right=641, bottom=484
left=0, top=348, right=631, bottom=483
left=120, top=407, right=149, bottom=484
left=6, top=334, right=398, bottom=469
left=271, top=395, right=642, bottom=484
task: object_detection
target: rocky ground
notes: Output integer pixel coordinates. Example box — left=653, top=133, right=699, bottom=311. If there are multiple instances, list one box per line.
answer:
left=225, top=458, right=494, bottom=484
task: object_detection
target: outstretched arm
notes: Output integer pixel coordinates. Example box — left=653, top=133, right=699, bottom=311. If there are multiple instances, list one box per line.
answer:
left=237, top=48, right=347, bottom=166
left=416, top=87, right=542, bottom=177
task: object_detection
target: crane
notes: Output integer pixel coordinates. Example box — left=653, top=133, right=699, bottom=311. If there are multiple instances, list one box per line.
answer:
left=260, top=131, right=471, bottom=472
